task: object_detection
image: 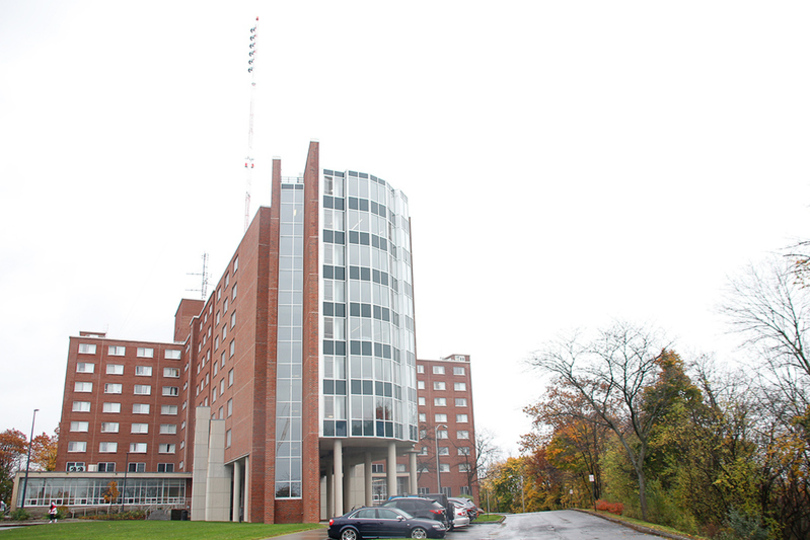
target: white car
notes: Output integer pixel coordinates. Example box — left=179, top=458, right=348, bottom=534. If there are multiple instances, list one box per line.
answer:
left=451, top=503, right=470, bottom=528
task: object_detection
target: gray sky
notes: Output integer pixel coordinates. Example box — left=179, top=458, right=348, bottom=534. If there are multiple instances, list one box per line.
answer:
left=1, top=1, right=808, bottom=455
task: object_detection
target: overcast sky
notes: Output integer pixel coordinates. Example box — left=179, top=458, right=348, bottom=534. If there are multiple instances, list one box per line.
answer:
left=1, top=1, right=809, bottom=455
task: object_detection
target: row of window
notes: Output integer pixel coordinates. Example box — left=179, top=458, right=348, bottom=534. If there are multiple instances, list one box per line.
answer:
left=418, top=463, right=473, bottom=473
left=67, top=441, right=176, bottom=454
left=78, top=344, right=181, bottom=359
left=418, top=397, right=468, bottom=407
left=73, top=382, right=179, bottom=396
left=69, top=421, right=178, bottom=434
left=416, top=365, right=465, bottom=376
left=419, top=413, right=469, bottom=424
left=66, top=462, right=176, bottom=473
left=76, top=364, right=180, bottom=377
left=416, top=381, right=467, bottom=391
left=72, top=402, right=178, bottom=415
left=418, top=446, right=472, bottom=456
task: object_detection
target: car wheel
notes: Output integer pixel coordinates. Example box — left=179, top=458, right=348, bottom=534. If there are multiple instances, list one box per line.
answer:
left=410, top=527, right=427, bottom=539
left=340, top=527, right=359, bottom=540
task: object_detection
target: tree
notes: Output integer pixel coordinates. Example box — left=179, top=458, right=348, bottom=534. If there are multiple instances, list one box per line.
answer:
left=103, top=481, right=119, bottom=510
left=529, top=323, right=683, bottom=521
left=0, top=429, right=28, bottom=505
left=31, top=429, right=58, bottom=472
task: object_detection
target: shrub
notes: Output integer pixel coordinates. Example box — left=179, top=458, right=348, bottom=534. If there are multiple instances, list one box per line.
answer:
left=9, top=508, right=30, bottom=521
left=716, top=508, right=770, bottom=540
left=78, top=509, right=146, bottom=521
left=595, top=499, right=624, bottom=516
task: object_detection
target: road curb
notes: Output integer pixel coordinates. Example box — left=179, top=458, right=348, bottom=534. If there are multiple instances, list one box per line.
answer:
left=575, top=509, right=698, bottom=540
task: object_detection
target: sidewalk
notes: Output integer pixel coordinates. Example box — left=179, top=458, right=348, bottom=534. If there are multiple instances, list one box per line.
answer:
left=267, top=526, right=329, bottom=540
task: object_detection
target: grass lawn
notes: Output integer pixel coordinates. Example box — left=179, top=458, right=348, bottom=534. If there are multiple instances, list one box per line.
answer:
left=0, top=521, right=324, bottom=540
left=474, top=513, right=504, bottom=523
left=587, top=511, right=709, bottom=540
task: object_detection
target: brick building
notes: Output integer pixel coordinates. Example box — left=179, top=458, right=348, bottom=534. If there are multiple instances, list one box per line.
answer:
left=13, top=142, right=477, bottom=522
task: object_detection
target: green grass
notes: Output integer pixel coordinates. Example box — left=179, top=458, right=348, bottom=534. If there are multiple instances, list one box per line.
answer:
left=0, top=521, right=324, bottom=540
left=474, top=513, right=504, bottom=523
left=587, top=510, right=709, bottom=540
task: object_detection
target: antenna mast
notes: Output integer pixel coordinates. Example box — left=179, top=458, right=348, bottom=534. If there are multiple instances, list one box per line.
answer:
left=244, top=16, right=259, bottom=232
left=186, top=253, right=210, bottom=300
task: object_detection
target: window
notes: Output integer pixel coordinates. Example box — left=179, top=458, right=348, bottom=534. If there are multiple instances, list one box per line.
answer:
left=163, top=367, right=180, bottom=378
left=233, top=256, right=238, bottom=273
left=418, top=487, right=429, bottom=495
left=74, top=381, right=92, bottom=392
left=165, top=349, right=181, bottom=360
left=162, top=405, right=178, bottom=415
left=454, top=382, right=467, bottom=391
left=232, top=283, right=237, bottom=300
left=107, top=364, right=124, bottom=375
left=158, top=444, right=176, bottom=454
left=135, top=366, right=152, bottom=376
left=99, top=442, right=118, bottom=453
left=437, top=429, right=448, bottom=439
left=133, top=403, right=150, bottom=414
left=157, top=463, right=174, bottom=473
left=218, top=407, right=223, bottom=419
left=100, top=422, right=119, bottom=433
left=225, top=272, right=230, bottom=287
left=457, top=430, right=470, bottom=439
left=455, top=398, right=467, bottom=407
left=68, top=441, right=87, bottom=452
left=76, top=362, right=94, bottom=373
left=459, top=463, right=472, bottom=472
left=372, top=463, right=385, bottom=473
left=66, top=462, right=86, bottom=472
left=418, top=466, right=429, bottom=474
left=453, top=366, right=466, bottom=376
left=230, top=311, right=236, bottom=328
left=103, top=402, right=121, bottom=413
left=458, top=447, right=471, bottom=456
left=108, top=346, right=125, bottom=356
left=70, top=421, right=89, bottom=432
left=433, top=382, right=446, bottom=391
left=214, top=336, right=219, bottom=350
left=419, top=429, right=427, bottom=439
left=439, top=463, right=450, bottom=472
left=434, top=398, right=446, bottom=406
left=105, top=383, right=122, bottom=394
left=131, top=423, right=149, bottom=434
left=137, top=347, right=154, bottom=358
left=417, top=364, right=424, bottom=374
left=227, top=398, right=233, bottom=417
left=419, top=446, right=428, bottom=455
left=226, top=430, right=231, bottom=448
left=418, top=413, right=426, bottom=422
left=220, top=351, right=226, bottom=367
left=133, top=384, right=151, bottom=395
left=97, top=462, right=115, bottom=472
left=418, top=397, right=425, bottom=406
left=229, top=340, right=235, bottom=357
left=460, top=486, right=471, bottom=495
left=224, top=297, right=229, bottom=313
left=228, top=369, right=234, bottom=387
left=220, top=378, right=225, bottom=394
left=456, top=414, right=468, bottom=423
left=160, top=424, right=177, bottom=435
left=417, top=381, right=425, bottom=390
left=435, top=413, right=447, bottom=422
left=72, top=401, right=91, bottom=412
left=163, top=386, right=179, bottom=396
left=438, top=446, right=449, bottom=455
left=129, top=443, right=147, bottom=453
left=212, top=387, right=218, bottom=403
left=128, top=462, right=146, bottom=472
left=433, top=366, right=445, bottom=375
left=78, top=343, right=97, bottom=354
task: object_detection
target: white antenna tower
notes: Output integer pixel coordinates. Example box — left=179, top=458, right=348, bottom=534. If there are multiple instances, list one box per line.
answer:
left=244, top=16, right=259, bottom=232
left=186, top=253, right=210, bottom=300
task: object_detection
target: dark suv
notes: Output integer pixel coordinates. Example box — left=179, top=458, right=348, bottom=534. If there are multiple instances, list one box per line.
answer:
left=381, top=497, right=449, bottom=529
left=421, top=493, right=456, bottom=530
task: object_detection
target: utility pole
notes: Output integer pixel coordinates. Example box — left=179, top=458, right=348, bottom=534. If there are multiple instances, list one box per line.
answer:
left=20, top=408, right=38, bottom=509
left=434, top=424, right=447, bottom=494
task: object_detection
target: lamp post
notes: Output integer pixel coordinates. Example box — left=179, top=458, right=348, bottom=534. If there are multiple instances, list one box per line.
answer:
left=121, top=452, right=131, bottom=512
left=434, top=424, right=447, bottom=494
left=20, top=408, right=39, bottom=509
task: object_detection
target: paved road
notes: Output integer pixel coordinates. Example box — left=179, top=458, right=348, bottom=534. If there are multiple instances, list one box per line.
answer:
left=446, top=511, right=663, bottom=540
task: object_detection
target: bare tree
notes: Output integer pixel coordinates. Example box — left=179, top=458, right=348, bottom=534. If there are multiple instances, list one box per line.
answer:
left=528, top=322, right=674, bottom=521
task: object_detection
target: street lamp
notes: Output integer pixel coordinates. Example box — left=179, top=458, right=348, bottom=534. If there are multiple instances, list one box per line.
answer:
left=434, top=424, right=447, bottom=494
left=20, top=408, right=39, bottom=509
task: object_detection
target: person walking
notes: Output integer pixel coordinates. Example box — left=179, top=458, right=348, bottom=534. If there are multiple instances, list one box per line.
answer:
left=48, top=502, right=57, bottom=523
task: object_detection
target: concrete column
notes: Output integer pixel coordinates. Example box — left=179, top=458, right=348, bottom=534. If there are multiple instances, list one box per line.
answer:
left=243, top=457, right=249, bottom=523
left=191, top=407, right=211, bottom=521
left=387, top=442, right=397, bottom=498
left=343, top=460, right=353, bottom=511
left=205, top=420, right=230, bottom=521
left=326, top=464, right=333, bottom=518
left=364, top=452, right=373, bottom=506
left=333, top=440, right=343, bottom=515
left=232, top=459, right=242, bottom=522
left=409, top=451, right=418, bottom=495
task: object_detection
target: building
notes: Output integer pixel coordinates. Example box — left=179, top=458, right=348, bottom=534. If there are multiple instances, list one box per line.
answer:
left=14, top=142, right=478, bottom=522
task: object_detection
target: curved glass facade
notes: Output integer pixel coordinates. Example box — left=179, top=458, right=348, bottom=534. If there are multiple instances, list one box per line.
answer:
left=320, top=169, right=417, bottom=443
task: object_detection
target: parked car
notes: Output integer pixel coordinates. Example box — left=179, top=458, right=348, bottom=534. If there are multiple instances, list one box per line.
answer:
left=328, top=506, right=447, bottom=539
left=381, top=497, right=449, bottom=529
left=450, top=502, right=470, bottom=528
left=418, top=493, right=455, bottom=529
left=449, top=497, right=480, bottom=521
